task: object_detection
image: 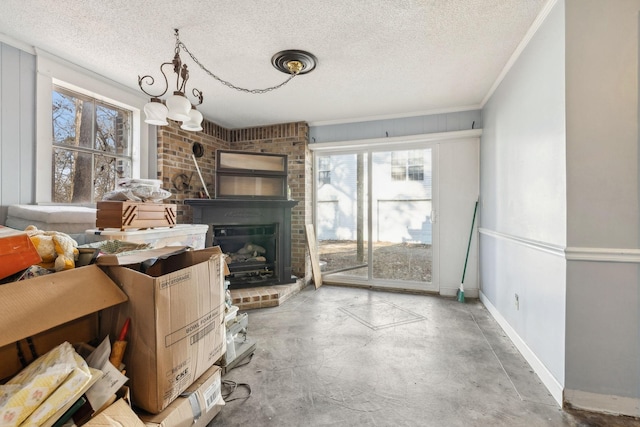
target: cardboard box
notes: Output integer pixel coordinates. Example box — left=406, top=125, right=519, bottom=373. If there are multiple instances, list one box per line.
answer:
left=99, top=247, right=227, bottom=414
left=85, top=398, right=146, bottom=426
left=0, top=265, right=128, bottom=381
left=0, top=225, right=42, bottom=280
left=139, top=365, right=224, bottom=427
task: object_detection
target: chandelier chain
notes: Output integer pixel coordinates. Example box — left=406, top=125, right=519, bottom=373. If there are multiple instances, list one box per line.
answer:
left=177, top=39, right=297, bottom=94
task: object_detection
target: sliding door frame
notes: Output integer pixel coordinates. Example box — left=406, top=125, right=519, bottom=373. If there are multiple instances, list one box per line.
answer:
left=310, top=133, right=444, bottom=293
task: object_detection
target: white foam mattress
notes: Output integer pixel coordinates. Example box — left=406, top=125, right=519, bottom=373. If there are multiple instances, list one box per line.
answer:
left=5, top=204, right=97, bottom=234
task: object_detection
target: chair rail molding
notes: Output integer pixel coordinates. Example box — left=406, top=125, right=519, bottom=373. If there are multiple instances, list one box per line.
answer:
left=480, top=228, right=640, bottom=263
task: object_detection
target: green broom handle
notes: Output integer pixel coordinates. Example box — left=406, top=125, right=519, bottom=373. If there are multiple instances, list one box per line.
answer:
left=461, top=200, right=479, bottom=284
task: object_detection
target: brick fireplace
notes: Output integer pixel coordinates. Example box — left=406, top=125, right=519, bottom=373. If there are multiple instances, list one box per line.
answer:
left=156, top=120, right=312, bottom=285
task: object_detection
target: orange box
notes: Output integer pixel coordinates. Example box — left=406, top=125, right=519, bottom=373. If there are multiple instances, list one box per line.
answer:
left=0, top=226, right=42, bottom=280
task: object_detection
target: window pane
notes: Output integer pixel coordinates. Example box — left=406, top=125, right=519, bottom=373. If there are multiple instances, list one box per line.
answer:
left=408, top=165, right=424, bottom=181
left=52, top=91, right=76, bottom=145
left=318, top=156, right=330, bottom=170
left=52, top=86, right=133, bottom=203
left=391, top=166, right=406, bottom=181
left=96, top=104, right=130, bottom=155
left=316, top=153, right=369, bottom=277
left=53, top=148, right=93, bottom=203
left=318, top=156, right=331, bottom=184
left=94, top=155, right=129, bottom=201
left=52, top=90, right=94, bottom=149
left=408, top=150, right=423, bottom=165
left=391, top=151, right=407, bottom=166
left=319, top=170, right=331, bottom=185
left=372, top=149, right=433, bottom=283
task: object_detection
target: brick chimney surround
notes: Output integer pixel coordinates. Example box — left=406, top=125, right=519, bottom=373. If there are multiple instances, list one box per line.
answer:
left=157, top=120, right=312, bottom=285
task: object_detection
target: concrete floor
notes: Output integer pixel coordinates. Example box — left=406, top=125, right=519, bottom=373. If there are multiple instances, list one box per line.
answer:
left=210, top=285, right=640, bottom=427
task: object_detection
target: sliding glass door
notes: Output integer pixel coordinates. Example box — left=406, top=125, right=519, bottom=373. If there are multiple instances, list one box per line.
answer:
left=315, top=153, right=370, bottom=279
left=314, top=145, right=437, bottom=292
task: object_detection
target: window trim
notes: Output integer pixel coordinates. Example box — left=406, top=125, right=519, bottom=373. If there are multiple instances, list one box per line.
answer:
left=35, top=50, right=150, bottom=204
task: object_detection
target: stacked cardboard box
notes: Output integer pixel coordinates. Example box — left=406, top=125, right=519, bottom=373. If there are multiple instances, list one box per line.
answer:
left=0, top=264, right=130, bottom=425
left=0, top=265, right=127, bottom=381
left=0, top=231, right=228, bottom=425
left=85, top=399, right=146, bottom=426
left=139, top=364, right=224, bottom=427
left=98, top=246, right=227, bottom=415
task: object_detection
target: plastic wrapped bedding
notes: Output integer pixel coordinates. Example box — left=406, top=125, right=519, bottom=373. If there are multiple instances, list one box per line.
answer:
left=102, top=179, right=171, bottom=203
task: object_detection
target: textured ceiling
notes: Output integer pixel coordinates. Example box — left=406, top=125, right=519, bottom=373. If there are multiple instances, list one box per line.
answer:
left=0, top=0, right=548, bottom=129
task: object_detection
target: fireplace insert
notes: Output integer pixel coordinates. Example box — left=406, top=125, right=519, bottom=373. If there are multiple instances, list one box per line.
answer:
left=186, top=198, right=298, bottom=289
left=213, top=223, right=279, bottom=286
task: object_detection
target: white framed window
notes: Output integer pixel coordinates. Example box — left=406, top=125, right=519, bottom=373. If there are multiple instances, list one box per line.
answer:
left=35, top=51, right=150, bottom=204
left=52, top=86, right=133, bottom=203
left=391, top=150, right=424, bottom=181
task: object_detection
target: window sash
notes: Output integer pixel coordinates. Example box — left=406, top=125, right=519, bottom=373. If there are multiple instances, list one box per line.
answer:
left=51, top=86, right=133, bottom=203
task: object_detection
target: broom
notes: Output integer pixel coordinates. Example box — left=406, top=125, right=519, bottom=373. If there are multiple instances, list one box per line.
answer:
left=457, top=199, right=479, bottom=303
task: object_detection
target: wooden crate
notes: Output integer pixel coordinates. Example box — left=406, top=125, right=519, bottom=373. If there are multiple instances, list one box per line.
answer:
left=96, top=201, right=176, bottom=231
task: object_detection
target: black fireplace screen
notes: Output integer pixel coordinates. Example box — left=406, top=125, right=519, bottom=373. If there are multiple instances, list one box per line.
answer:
left=213, top=224, right=279, bottom=287
left=185, top=198, right=298, bottom=288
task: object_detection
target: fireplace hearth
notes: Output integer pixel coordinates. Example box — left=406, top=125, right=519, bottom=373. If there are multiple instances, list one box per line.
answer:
left=186, top=199, right=298, bottom=289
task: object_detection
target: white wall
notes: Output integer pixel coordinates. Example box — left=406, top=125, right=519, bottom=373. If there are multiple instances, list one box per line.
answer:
left=482, top=0, right=640, bottom=416
left=480, top=0, right=567, bottom=404
left=438, top=138, right=479, bottom=297
left=0, top=43, right=36, bottom=224
left=563, top=0, right=640, bottom=416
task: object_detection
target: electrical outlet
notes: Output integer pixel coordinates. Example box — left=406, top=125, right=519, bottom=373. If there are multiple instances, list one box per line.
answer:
left=515, top=293, right=519, bottom=310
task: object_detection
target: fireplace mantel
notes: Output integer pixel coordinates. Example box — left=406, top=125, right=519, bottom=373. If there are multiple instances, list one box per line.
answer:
left=186, top=199, right=297, bottom=220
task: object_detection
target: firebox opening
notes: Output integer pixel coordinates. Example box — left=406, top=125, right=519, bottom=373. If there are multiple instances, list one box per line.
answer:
left=213, top=223, right=279, bottom=288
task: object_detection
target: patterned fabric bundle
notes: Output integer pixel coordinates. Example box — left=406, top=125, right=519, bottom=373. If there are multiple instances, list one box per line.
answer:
left=0, top=342, right=94, bottom=426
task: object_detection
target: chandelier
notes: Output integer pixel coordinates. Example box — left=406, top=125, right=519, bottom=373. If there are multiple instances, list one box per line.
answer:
left=138, top=29, right=317, bottom=132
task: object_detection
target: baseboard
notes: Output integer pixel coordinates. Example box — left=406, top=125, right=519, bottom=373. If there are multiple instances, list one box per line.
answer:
left=440, top=285, right=478, bottom=299
left=564, top=389, right=640, bottom=418
left=480, top=291, right=563, bottom=406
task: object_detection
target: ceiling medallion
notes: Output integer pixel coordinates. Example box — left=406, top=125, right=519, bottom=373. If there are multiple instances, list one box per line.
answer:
left=271, top=50, right=318, bottom=75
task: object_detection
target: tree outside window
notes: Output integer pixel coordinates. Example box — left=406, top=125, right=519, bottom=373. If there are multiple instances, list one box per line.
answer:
left=52, top=87, right=132, bottom=203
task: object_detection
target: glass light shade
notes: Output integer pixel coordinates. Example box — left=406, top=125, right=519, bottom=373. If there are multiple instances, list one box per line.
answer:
left=143, top=99, right=169, bottom=125
left=166, top=92, right=192, bottom=122
left=180, top=107, right=204, bottom=131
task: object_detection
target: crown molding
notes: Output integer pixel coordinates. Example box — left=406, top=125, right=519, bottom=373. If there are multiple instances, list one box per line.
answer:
left=481, top=0, right=559, bottom=107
